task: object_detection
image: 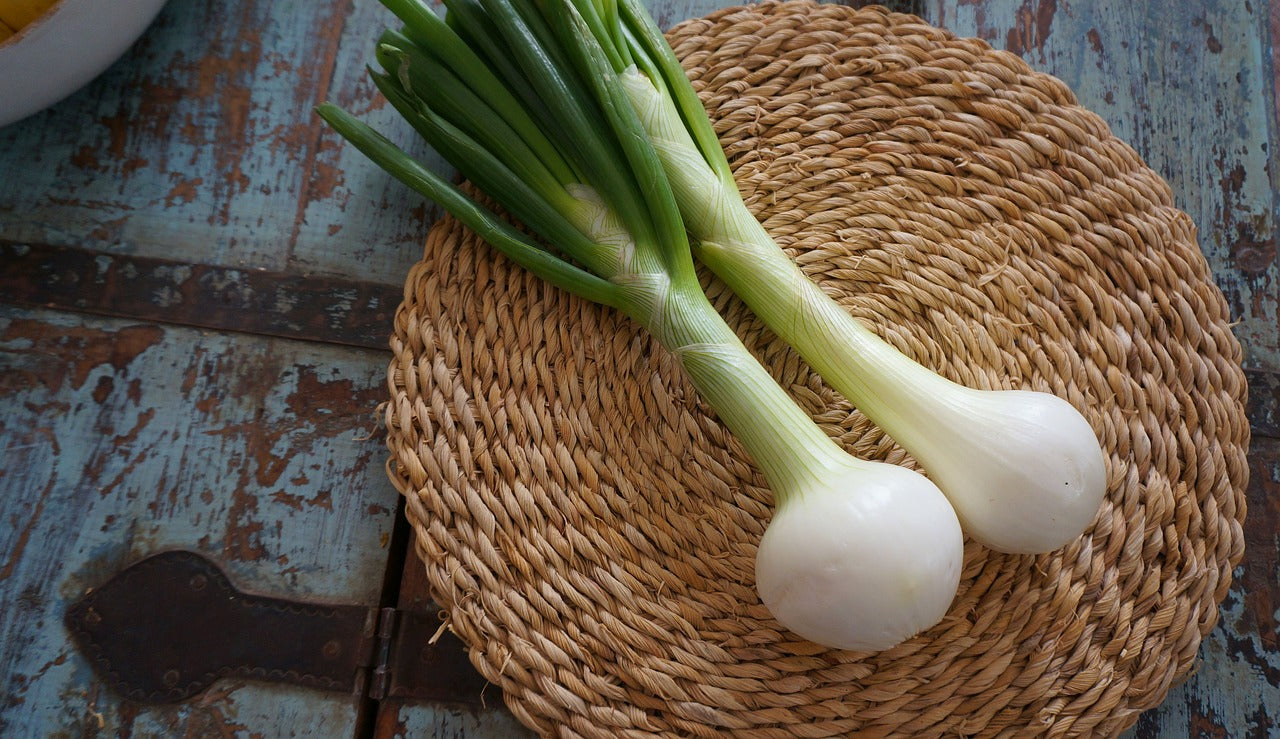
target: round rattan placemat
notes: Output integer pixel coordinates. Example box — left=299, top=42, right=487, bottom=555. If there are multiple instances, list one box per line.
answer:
left=383, top=2, right=1249, bottom=735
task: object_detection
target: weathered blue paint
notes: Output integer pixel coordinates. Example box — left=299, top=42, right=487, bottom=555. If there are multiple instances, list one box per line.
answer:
left=932, top=0, right=1278, bottom=374
left=0, top=0, right=430, bottom=286
left=0, top=0, right=1275, bottom=736
left=0, top=306, right=396, bottom=735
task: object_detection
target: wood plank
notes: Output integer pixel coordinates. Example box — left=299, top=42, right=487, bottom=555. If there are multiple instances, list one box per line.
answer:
left=0, top=0, right=426, bottom=287
left=0, top=306, right=398, bottom=736
left=932, top=0, right=1278, bottom=374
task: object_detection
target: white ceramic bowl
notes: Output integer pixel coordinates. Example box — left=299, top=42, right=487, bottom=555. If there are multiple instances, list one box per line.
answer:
left=0, top=0, right=169, bottom=128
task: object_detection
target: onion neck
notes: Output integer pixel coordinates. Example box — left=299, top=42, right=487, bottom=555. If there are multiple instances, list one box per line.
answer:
left=633, top=277, right=856, bottom=505
left=695, top=212, right=957, bottom=445
left=620, top=64, right=953, bottom=440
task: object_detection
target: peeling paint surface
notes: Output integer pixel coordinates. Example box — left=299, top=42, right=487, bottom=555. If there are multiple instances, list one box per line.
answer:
left=0, top=0, right=426, bottom=286
left=0, top=307, right=395, bottom=736
left=936, top=0, right=1279, bottom=373
left=0, top=0, right=1276, bottom=736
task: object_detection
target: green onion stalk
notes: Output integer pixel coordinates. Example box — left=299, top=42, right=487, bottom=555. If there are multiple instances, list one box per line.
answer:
left=563, top=0, right=1107, bottom=555
left=319, top=0, right=964, bottom=651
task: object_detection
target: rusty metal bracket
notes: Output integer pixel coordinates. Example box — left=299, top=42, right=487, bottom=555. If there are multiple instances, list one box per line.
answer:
left=0, top=241, right=399, bottom=351
left=65, top=550, right=489, bottom=706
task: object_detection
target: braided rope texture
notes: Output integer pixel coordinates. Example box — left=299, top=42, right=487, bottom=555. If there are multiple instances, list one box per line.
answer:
left=383, top=2, right=1249, bottom=735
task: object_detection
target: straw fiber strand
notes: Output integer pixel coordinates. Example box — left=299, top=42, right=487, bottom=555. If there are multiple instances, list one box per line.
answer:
left=383, top=2, right=1249, bottom=736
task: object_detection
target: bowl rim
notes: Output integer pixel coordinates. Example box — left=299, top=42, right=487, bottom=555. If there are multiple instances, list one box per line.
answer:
left=0, top=0, right=71, bottom=52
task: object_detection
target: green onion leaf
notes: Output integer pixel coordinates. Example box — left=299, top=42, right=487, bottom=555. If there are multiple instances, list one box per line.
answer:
left=545, top=0, right=696, bottom=287
left=617, top=0, right=734, bottom=185
left=379, top=0, right=580, bottom=186
left=316, top=102, right=625, bottom=310
left=369, top=62, right=614, bottom=277
left=473, top=0, right=657, bottom=258
left=374, top=33, right=573, bottom=209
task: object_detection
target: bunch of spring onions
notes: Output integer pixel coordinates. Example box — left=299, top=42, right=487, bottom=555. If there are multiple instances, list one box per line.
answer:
left=591, top=0, right=1107, bottom=555
left=320, top=0, right=1105, bottom=651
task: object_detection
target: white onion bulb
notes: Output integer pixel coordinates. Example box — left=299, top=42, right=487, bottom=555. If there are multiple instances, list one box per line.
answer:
left=755, top=461, right=964, bottom=651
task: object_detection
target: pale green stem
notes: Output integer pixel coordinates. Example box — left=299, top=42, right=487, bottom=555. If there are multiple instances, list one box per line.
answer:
left=696, top=218, right=958, bottom=441
left=620, top=65, right=959, bottom=448
left=643, top=279, right=855, bottom=502
left=561, top=174, right=853, bottom=500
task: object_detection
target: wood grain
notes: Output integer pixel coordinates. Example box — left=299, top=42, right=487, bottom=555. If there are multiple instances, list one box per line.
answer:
left=0, top=0, right=1275, bottom=736
left=0, top=306, right=395, bottom=735
left=0, top=0, right=429, bottom=286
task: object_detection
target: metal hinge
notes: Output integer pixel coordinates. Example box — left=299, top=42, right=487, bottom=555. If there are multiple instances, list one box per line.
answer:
left=65, top=550, right=489, bottom=706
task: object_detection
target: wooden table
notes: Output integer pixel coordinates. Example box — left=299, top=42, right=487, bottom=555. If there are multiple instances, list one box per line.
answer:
left=1, top=1, right=1275, bottom=736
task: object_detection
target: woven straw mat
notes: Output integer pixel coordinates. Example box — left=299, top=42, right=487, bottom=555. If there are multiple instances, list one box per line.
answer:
left=382, top=2, right=1249, bottom=736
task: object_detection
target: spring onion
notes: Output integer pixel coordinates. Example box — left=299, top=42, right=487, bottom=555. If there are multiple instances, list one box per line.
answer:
left=561, top=0, right=1108, bottom=555
left=320, top=0, right=965, bottom=651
